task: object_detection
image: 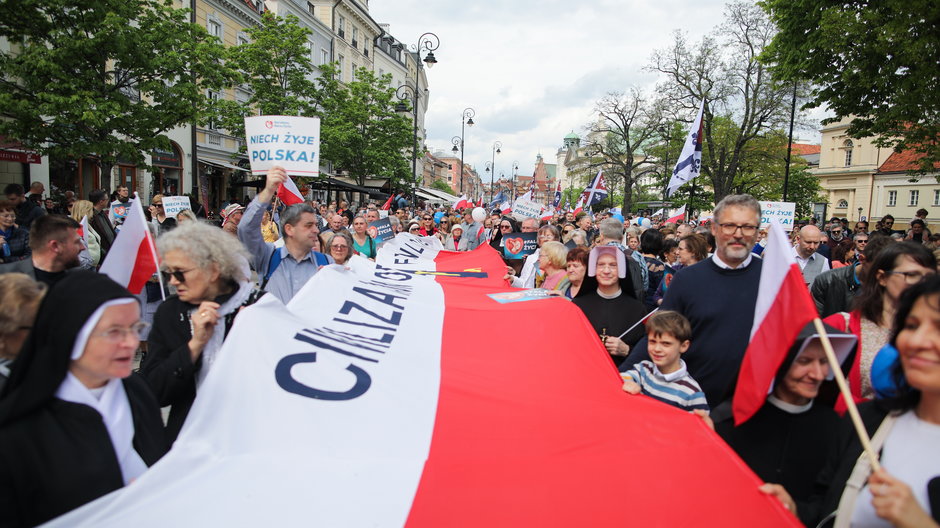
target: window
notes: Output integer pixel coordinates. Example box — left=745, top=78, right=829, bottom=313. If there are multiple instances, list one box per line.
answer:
left=337, top=15, right=345, bottom=38
left=207, top=15, right=222, bottom=40
left=934, top=189, right=939, bottom=206
left=114, top=69, right=140, bottom=102
left=206, top=90, right=220, bottom=130
left=842, top=139, right=854, bottom=167
left=321, top=48, right=329, bottom=65
left=909, top=189, right=919, bottom=206
left=352, top=27, right=358, bottom=48
left=236, top=32, right=249, bottom=46
left=306, top=1, right=315, bottom=15
left=337, top=54, right=344, bottom=79
left=837, top=199, right=848, bottom=209
left=888, top=190, right=897, bottom=207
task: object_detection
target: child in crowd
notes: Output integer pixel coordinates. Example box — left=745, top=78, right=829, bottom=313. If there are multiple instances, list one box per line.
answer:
left=621, top=310, right=709, bottom=412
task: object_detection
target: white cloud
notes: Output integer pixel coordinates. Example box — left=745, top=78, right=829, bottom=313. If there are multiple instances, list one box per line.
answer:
left=368, top=0, right=828, bottom=181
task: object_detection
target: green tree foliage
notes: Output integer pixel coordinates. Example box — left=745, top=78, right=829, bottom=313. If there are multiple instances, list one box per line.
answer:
left=762, top=0, right=940, bottom=174
left=0, top=0, right=234, bottom=181
left=312, top=64, right=414, bottom=187
left=216, top=11, right=317, bottom=139
left=430, top=178, right=454, bottom=194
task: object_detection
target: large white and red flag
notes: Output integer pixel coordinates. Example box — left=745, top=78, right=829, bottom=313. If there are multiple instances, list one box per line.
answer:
left=52, top=235, right=799, bottom=527
left=277, top=175, right=305, bottom=205
left=99, top=194, right=159, bottom=295
left=732, top=219, right=817, bottom=424
left=452, top=194, right=470, bottom=210
left=666, top=205, right=686, bottom=223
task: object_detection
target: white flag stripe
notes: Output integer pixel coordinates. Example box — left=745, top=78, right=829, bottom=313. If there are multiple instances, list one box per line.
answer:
left=749, top=219, right=798, bottom=340
left=49, top=256, right=446, bottom=526
left=99, top=194, right=155, bottom=290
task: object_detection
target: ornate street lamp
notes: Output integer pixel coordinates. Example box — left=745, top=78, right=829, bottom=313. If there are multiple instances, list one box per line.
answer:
left=394, top=32, right=439, bottom=207
left=457, top=108, right=475, bottom=193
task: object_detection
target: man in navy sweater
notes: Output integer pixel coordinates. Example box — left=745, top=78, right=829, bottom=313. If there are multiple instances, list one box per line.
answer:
left=620, top=194, right=763, bottom=419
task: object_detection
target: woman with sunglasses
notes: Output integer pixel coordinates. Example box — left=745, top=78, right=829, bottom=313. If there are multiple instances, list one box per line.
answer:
left=823, top=242, right=936, bottom=410
left=141, top=222, right=254, bottom=445
left=0, top=272, right=168, bottom=526
left=148, top=194, right=177, bottom=235
left=419, top=214, right=436, bottom=236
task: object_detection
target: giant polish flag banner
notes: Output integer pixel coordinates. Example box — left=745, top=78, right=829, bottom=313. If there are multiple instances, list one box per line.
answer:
left=52, top=236, right=799, bottom=527
left=733, top=219, right=817, bottom=424
left=99, top=194, right=159, bottom=295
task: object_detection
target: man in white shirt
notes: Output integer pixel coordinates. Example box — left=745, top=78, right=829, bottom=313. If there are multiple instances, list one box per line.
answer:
left=792, top=225, right=829, bottom=285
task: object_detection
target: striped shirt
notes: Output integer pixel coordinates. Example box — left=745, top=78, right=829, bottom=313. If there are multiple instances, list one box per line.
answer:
left=622, top=360, right=709, bottom=412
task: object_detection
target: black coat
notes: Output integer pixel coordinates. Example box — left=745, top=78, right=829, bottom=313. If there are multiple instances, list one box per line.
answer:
left=140, top=295, right=200, bottom=444
left=0, top=374, right=167, bottom=527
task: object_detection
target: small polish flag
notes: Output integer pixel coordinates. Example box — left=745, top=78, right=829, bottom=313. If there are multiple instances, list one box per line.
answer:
left=99, top=194, right=159, bottom=295
left=453, top=195, right=470, bottom=210
left=277, top=176, right=305, bottom=205
left=732, top=219, right=817, bottom=424
left=573, top=195, right=586, bottom=215
left=499, top=201, right=512, bottom=214
left=666, top=205, right=686, bottom=223
left=78, top=215, right=90, bottom=243
left=540, top=207, right=554, bottom=221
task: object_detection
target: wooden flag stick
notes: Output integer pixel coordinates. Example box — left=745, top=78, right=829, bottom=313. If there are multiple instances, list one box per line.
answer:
left=812, top=317, right=881, bottom=471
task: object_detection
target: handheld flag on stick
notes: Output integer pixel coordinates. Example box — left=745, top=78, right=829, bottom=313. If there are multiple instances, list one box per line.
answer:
left=99, top=194, right=161, bottom=296
left=666, top=100, right=705, bottom=197
left=666, top=205, right=686, bottom=223
left=617, top=308, right=659, bottom=339
left=732, top=219, right=816, bottom=424
left=277, top=175, right=305, bottom=205
left=380, top=195, right=394, bottom=211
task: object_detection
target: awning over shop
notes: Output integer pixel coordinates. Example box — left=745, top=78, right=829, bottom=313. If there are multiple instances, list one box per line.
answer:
left=199, top=157, right=249, bottom=172
left=419, top=187, right=459, bottom=203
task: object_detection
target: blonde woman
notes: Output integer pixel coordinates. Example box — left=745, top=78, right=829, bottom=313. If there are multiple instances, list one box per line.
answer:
left=70, top=199, right=101, bottom=267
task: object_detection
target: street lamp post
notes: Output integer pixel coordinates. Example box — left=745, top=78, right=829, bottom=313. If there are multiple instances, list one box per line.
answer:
left=510, top=161, right=520, bottom=201
left=395, top=32, right=439, bottom=209
left=486, top=140, right=501, bottom=204
left=454, top=108, right=475, bottom=194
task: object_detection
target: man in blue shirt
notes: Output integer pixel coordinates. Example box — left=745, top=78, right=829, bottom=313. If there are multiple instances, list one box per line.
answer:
left=239, top=166, right=332, bottom=304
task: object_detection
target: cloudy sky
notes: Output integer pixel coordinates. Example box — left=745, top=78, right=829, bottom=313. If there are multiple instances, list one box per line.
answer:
left=369, top=0, right=824, bottom=183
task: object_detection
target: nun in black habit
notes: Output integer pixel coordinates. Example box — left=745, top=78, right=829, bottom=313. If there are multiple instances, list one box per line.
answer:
left=715, top=323, right=856, bottom=519
left=0, top=271, right=168, bottom=527
left=573, top=245, right=649, bottom=367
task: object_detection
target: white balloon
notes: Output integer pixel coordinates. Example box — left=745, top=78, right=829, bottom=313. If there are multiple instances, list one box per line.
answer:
left=639, top=217, right=651, bottom=228
left=471, top=207, right=486, bottom=223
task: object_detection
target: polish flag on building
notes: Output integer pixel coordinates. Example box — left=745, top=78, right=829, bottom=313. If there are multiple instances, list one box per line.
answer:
left=277, top=176, right=305, bottom=205
left=733, top=219, right=817, bottom=424
left=666, top=205, right=686, bottom=223
left=99, top=194, right=159, bottom=295
left=380, top=195, right=394, bottom=211
left=51, top=237, right=798, bottom=527
left=452, top=195, right=470, bottom=210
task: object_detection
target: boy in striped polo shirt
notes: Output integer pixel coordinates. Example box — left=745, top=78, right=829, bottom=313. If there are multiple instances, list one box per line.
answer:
left=621, top=311, right=709, bottom=412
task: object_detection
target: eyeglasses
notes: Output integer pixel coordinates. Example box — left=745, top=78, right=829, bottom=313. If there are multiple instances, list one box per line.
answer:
left=162, top=267, right=196, bottom=283
left=423, top=217, right=432, bottom=220
left=887, top=270, right=934, bottom=284
left=855, top=238, right=869, bottom=244
left=151, top=202, right=163, bottom=208
left=500, top=225, right=512, bottom=230
left=831, top=230, right=843, bottom=235
left=90, top=321, right=150, bottom=343
left=331, top=244, right=349, bottom=250
left=718, top=223, right=758, bottom=236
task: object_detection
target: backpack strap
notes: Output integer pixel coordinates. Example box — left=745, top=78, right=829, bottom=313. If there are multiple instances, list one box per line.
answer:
left=260, top=247, right=284, bottom=291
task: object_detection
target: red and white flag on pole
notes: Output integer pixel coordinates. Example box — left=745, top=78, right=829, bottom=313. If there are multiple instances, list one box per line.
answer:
left=666, top=205, right=686, bottom=223
left=499, top=201, right=512, bottom=214
left=733, top=219, right=817, bottom=424
left=452, top=194, right=470, bottom=210
left=540, top=206, right=554, bottom=221
left=277, top=176, right=305, bottom=206
left=380, top=195, right=394, bottom=211
left=573, top=195, right=586, bottom=215
left=99, top=194, right=160, bottom=295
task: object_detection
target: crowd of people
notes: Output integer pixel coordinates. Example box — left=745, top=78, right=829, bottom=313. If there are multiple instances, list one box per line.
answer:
left=0, top=168, right=938, bottom=526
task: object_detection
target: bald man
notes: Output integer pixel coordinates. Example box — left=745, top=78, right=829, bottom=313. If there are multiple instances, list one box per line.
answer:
left=793, top=225, right=829, bottom=285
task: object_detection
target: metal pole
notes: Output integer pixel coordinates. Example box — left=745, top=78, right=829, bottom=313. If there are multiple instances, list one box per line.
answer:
left=411, top=62, right=419, bottom=208
left=783, top=83, right=797, bottom=201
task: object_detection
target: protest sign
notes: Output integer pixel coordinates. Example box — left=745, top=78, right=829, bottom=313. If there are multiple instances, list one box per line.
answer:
left=511, top=198, right=542, bottom=220
left=367, top=218, right=394, bottom=242
left=488, top=289, right=555, bottom=304
left=502, top=232, right=537, bottom=260
left=110, top=202, right=129, bottom=223
left=162, top=196, right=191, bottom=219
left=244, top=116, right=320, bottom=176
left=759, top=201, right=796, bottom=231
